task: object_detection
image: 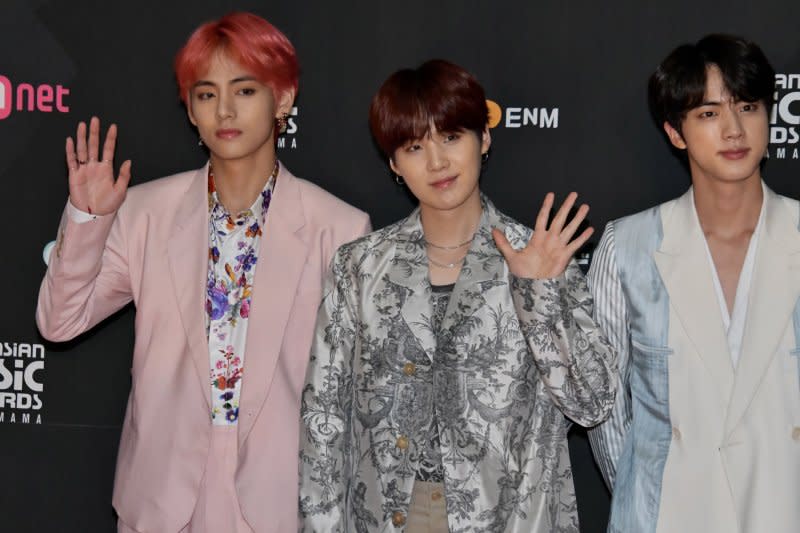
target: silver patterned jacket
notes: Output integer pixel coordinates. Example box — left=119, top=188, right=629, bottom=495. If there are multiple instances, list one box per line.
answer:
left=299, top=196, right=617, bottom=532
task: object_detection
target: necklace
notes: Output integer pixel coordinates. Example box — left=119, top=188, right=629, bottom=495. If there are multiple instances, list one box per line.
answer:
left=427, top=253, right=467, bottom=269
left=209, top=159, right=280, bottom=188
left=424, top=235, right=474, bottom=250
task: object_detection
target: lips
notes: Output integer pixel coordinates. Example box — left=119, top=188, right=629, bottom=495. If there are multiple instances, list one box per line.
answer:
left=215, top=129, right=242, bottom=140
left=430, top=175, right=458, bottom=189
left=719, top=148, right=750, bottom=160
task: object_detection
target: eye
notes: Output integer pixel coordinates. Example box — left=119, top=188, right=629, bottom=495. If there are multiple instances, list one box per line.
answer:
left=238, top=87, right=257, bottom=96
left=698, top=110, right=716, bottom=119
left=740, top=102, right=758, bottom=112
left=195, top=91, right=215, bottom=101
left=405, top=143, right=422, bottom=153
left=444, top=132, right=460, bottom=142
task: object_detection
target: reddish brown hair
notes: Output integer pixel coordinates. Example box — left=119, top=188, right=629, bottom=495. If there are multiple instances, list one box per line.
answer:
left=369, top=59, right=489, bottom=158
left=174, top=12, right=298, bottom=103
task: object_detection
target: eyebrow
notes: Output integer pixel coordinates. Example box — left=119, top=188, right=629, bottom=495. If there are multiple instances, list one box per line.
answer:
left=192, top=76, right=258, bottom=88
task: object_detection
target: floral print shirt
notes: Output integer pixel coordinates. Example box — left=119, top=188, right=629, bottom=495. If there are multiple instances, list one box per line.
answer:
left=206, top=166, right=276, bottom=425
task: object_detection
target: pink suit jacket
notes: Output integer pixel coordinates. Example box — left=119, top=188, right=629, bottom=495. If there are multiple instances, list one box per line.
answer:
left=36, top=163, right=370, bottom=532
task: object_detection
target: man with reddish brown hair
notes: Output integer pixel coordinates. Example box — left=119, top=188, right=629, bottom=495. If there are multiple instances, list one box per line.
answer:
left=36, top=12, right=369, bottom=533
left=299, top=59, right=615, bottom=533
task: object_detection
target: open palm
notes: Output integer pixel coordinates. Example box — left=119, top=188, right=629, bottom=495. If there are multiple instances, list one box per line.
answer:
left=493, top=192, right=593, bottom=279
left=66, top=116, right=131, bottom=215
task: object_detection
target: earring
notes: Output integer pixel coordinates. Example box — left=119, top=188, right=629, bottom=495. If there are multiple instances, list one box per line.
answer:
left=198, top=137, right=204, bottom=147
left=276, top=112, right=290, bottom=134
left=395, top=174, right=405, bottom=185
left=481, top=152, right=489, bottom=163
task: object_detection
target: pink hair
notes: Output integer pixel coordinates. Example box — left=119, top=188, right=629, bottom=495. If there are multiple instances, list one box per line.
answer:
left=174, top=12, right=299, bottom=103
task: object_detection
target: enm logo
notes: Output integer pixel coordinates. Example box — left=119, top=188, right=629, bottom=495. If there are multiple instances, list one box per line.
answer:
left=0, top=75, right=70, bottom=120
left=486, top=99, right=559, bottom=129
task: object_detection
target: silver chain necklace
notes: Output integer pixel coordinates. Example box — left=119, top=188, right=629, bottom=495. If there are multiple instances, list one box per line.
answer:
left=427, top=253, right=467, bottom=269
left=424, top=235, right=474, bottom=250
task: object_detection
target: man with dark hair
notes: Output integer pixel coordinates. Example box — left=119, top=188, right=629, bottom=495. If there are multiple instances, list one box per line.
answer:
left=588, top=34, right=799, bottom=533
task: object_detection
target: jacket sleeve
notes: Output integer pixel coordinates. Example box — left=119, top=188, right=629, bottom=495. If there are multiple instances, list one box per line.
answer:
left=299, top=246, right=358, bottom=533
left=510, top=255, right=618, bottom=427
left=36, top=202, right=132, bottom=341
left=585, top=222, right=632, bottom=489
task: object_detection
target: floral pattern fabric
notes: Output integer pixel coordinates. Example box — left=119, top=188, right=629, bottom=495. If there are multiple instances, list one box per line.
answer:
left=206, top=168, right=275, bottom=425
left=415, top=283, right=452, bottom=484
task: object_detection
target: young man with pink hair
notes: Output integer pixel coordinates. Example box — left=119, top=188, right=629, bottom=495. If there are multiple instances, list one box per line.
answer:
left=37, top=12, right=369, bottom=533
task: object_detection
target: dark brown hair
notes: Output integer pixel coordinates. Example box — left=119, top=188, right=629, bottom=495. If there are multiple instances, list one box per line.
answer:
left=369, top=59, right=488, bottom=158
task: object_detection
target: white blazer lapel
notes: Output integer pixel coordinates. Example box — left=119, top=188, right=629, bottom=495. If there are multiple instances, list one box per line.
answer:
left=724, top=186, right=800, bottom=435
left=654, top=189, right=735, bottom=404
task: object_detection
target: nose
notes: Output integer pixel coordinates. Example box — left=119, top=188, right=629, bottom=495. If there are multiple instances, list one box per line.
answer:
left=216, top=92, right=235, bottom=120
left=722, top=106, right=743, bottom=140
left=426, top=143, right=449, bottom=171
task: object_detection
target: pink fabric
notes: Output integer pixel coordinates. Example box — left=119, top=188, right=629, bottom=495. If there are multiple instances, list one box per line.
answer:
left=38, top=164, right=370, bottom=533
left=119, top=427, right=251, bottom=533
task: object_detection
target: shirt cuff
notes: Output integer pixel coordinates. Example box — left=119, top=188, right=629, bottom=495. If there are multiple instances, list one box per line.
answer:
left=67, top=200, right=102, bottom=223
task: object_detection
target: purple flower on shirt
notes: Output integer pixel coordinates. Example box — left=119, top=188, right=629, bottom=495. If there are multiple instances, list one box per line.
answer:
left=207, top=168, right=277, bottom=427
left=237, top=249, right=258, bottom=273
left=207, top=282, right=229, bottom=320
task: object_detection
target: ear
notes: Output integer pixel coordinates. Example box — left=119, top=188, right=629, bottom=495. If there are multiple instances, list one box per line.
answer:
left=663, top=121, right=687, bottom=150
left=275, top=88, right=296, bottom=118
left=186, top=94, right=197, bottom=127
left=389, top=157, right=399, bottom=175
left=480, top=127, right=492, bottom=155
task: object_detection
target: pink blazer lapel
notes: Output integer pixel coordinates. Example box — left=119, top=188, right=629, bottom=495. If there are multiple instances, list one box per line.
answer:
left=167, top=164, right=212, bottom=410
left=238, top=165, right=309, bottom=444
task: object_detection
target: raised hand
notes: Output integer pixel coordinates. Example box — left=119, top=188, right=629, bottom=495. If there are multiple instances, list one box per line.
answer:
left=492, top=192, right=594, bottom=279
left=65, top=116, right=131, bottom=215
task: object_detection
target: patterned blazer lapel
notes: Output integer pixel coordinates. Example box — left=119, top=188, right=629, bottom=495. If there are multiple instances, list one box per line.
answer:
left=384, top=197, right=528, bottom=365
left=439, top=197, right=515, bottom=353
left=385, top=209, right=437, bottom=362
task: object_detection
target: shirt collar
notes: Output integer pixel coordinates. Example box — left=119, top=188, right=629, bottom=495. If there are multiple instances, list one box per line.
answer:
left=207, top=161, right=279, bottom=222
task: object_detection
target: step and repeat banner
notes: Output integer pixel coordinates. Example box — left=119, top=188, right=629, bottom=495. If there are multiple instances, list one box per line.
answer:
left=1, top=0, right=798, bottom=531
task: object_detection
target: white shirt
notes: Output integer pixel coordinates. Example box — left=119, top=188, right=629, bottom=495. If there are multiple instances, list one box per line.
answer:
left=696, top=192, right=765, bottom=369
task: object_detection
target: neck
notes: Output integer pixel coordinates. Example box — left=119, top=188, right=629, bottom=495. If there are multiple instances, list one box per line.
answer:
left=210, top=147, right=276, bottom=214
left=692, top=173, right=763, bottom=238
left=419, top=189, right=483, bottom=246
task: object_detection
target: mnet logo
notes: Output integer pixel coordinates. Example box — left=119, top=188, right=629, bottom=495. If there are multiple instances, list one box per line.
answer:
left=768, top=73, right=800, bottom=160
left=486, top=99, right=559, bottom=129
left=277, top=105, right=298, bottom=150
left=0, top=341, right=45, bottom=425
left=0, top=74, right=70, bottom=120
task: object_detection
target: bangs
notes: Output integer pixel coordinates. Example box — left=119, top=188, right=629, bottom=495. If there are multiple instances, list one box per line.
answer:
left=174, top=12, right=298, bottom=104
left=649, top=35, right=775, bottom=132
left=369, top=60, right=488, bottom=157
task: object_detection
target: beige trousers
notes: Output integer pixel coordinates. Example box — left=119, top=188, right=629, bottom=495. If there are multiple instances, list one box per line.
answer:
left=407, top=481, right=449, bottom=533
